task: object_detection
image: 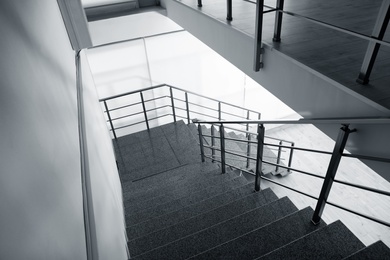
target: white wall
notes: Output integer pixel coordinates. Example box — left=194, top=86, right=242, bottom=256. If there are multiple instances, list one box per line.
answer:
left=0, top=1, right=127, bottom=259
left=162, top=0, right=390, bottom=182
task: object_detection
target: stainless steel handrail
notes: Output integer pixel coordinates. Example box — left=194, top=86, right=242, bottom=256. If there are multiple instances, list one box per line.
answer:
left=194, top=118, right=390, bottom=228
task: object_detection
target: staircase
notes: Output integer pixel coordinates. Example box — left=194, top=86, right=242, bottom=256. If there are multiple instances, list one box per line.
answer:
left=114, top=120, right=390, bottom=259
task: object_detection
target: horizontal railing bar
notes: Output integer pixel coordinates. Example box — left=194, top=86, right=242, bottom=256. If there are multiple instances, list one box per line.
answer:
left=261, top=176, right=319, bottom=200
left=109, top=105, right=172, bottom=122
left=326, top=201, right=390, bottom=228
left=167, top=84, right=262, bottom=115
left=187, top=101, right=220, bottom=113
left=113, top=121, right=145, bottom=130
left=245, top=1, right=390, bottom=47
left=109, top=111, right=143, bottom=122
left=342, top=153, right=390, bottom=163
left=333, top=179, right=390, bottom=197
left=190, top=111, right=220, bottom=120
left=264, top=142, right=332, bottom=155
left=193, top=117, right=390, bottom=125
left=99, top=84, right=167, bottom=101
left=105, top=95, right=169, bottom=112
left=90, top=29, right=186, bottom=49
left=105, top=101, right=142, bottom=112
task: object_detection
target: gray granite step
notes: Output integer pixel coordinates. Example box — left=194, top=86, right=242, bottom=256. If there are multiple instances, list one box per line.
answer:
left=344, top=241, right=390, bottom=260
left=125, top=175, right=249, bottom=226
left=188, top=207, right=326, bottom=260
left=126, top=181, right=262, bottom=239
left=123, top=168, right=238, bottom=213
left=128, top=188, right=279, bottom=257
left=121, top=161, right=218, bottom=194
left=258, top=220, right=365, bottom=260
left=132, top=196, right=299, bottom=260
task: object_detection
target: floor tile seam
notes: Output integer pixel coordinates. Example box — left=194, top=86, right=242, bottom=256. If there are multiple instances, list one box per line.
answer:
left=124, top=175, right=246, bottom=213
left=128, top=190, right=281, bottom=243
left=184, top=205, right=308, bottom=260
left=126, top=176, right=245, bottom=212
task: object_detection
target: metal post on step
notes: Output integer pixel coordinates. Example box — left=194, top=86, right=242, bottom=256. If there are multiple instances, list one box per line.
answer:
left=312, top=124, right=355, bottom=225
left=211, top=125, right=216, bottom=162
left=140, top=92, right=150, bottom=131
left=254, top=0, right=264, bottom=71
left=287, top=142, right=294, bottom=173
left=218, top=102, right=222, bottom=120
left=275, top=141, right=283, bottom=172
left=227, top=0, right=233, bottom=21
left=170, top=87, right=176, bottom=122
left=220, top=124, right=226, bottom=174
left=246, top=110, right=251, bottom=168
left=185, top=92, right=190, bottom=124
left=198, top=0, right=202, bottom=7
left=198, top=124, right=205, bottom=162
left=273, top=0, right=284, bottom=42
left=103, top=101, right=117, bottom=139
left=255, top=124, right=265, bottom=191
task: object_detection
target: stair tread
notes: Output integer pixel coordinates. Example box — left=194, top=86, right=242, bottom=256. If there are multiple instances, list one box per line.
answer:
left=133, top=197, right=298, bottom=260
left=126, top=181, right=274, bottom=239
left=344, top=240, right=390, bottom=260
left=188, top=207, right=325, bottom=260
left=128, top=188, right=279, bottom=256
left=121, top=161, right=218, bottom=194
left=125, top=175, right=249, bottom=227
left=258, top=220, right=365, bottom=260
left=123, top=168, right=238, bottom=213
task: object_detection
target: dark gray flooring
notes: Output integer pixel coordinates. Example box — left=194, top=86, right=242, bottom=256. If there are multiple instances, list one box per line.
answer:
left=113, top=121, right=389, bottom=259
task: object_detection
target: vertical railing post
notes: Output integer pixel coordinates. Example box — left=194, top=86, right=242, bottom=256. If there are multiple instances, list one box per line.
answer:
left=103, top=100, right=117, bottom=140
left=185, top=92, right=190, bottom=124
left=273, top=0, right=284, bottom=42
left=312, top=125, right=354, bottom=224
left=211, top=125, right=216, bottom=162
left=220, top=124, right=226, bottom=174
left=140, top=92, right=150, bottom=131
left=287, top=142, right=294, bottom=173
left=255, top=124, right=265, bottom=191
left=246, top=110, right=251, bottom=168
left=197, top=124, right=205, bottom=162
left=254, top=0, right=264, bottom=71
left=226, top=0, right=233, bottom=21
left=275, top=141, right=283, bottom=172
left=170, top=87, right=176, bottom=122
left=218, top=102, right=222, bottom=120
left=198, top=0, right=202, bottom=7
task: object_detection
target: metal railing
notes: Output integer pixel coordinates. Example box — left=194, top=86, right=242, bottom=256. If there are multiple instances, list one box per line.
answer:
left=193, top=117, right=390, bottom=228
left=196, top=0, right=390, bottom=81
left=99, top=84, right=293, bottom=173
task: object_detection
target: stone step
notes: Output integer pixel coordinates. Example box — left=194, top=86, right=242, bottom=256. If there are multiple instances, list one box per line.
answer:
left=344, top=241, right=390, bottom=260
left=188, top=207, right=325, bottom=260
left=126, top=181, right=263, bottom=239
left=123, top=168, right=238, bottom=213
left=132, top=197, right=299, bottom=260
left=121, top=161, right=218, bottom=194
left=257, top=220, right=365, bottom=260
left=128, top=188, right=279, bottom=257
left=125, top=175, right=249, bottom=227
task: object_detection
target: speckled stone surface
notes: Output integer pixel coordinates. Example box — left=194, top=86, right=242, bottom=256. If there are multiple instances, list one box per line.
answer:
left=123, top=168, right=238, bottom=213
left=126, top=182, right=262, bottom=239
left=128, top=188, right=279, bottom=256
left=257, top=220, right=365, bottom=260
left=344, top=240, right=390, bottom=259
left=189, top=207, right=326, bottom=260
left=125, top=175, right=249, bottom=226
left=132, top=197, right=298, bottom=260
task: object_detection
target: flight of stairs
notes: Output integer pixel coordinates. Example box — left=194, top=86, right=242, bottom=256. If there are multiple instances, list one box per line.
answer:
left=113, top=121, right=390, bottom=259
